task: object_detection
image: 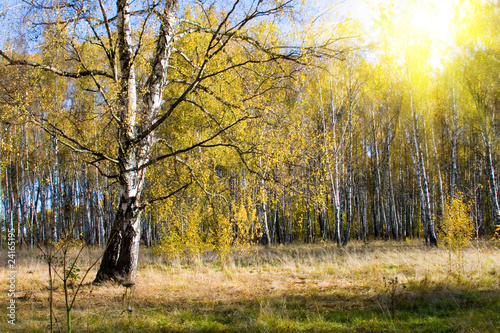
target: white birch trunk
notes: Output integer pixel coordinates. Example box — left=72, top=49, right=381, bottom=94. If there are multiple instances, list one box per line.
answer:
left=95, top=0, right=178, bottom=285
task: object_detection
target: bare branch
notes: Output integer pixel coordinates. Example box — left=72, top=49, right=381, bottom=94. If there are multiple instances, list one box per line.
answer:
left=139, top=180, right=192, bottom=209
left=29, top=115, right=119, bottom=165
left=175, top=155, right=228, bottom=202
left=141, top=114, right=256, bottom=171
left=0, top=50, right=114, bottom=79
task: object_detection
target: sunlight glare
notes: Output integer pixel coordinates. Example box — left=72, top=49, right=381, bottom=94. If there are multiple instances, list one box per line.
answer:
left=405, top=0, right=457, bottom=68
left=348, top=0, right=461, bottom=68
left=408, top=1, right=455, bottom=40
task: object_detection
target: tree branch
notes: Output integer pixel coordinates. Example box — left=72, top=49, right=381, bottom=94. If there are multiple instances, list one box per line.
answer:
left=139, top=180, right=192, bottom=210
left=140, top=114, right=256, bottom=171
left=0, top=50, right=114, bottom=79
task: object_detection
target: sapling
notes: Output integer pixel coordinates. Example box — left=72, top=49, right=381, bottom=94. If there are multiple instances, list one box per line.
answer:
left=38, top=234, right=103, bottom=333
left=440, top=192, right=474, bottom=272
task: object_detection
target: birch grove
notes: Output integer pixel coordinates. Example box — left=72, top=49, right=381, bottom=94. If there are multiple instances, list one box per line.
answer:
left=1, top=0, right=499, bottom=286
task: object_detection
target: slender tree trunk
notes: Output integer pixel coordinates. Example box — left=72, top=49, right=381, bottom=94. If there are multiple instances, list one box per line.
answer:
left=409, top=99, right=437, bottom=246
left=324, top=194, right=331, bottom=240
left=361, top=176, right=368, bottom=241
left=259, top=200, right=271, bottom=247
left=258, top=160, right=271, bottom=247
left=418, top=132, right=437, bottom=246
left=386, top=148, right=400, bottom=240
left=5, top=165, right=14, bottom=244
left=450, top=91, right=459, bottom=196
left=473, top=153, right=485, bottom=235
left=432, top=130, right=444, bottom=224
left=29, top=184, right=40, bottom=248
left=371, top=108, right=386, bottom=238
left=343, top=90, right=353, bottom=246
left=49, top=149, right=59, bottom=243
left=305, top=207, right=310, bottom=243
left=272, top=198, right=278, bottom=243
left=483, top=135, right=500, bottom=228
left=282, top=196, right=288, bottom=244
left=320, top=73, right=342, bottom=246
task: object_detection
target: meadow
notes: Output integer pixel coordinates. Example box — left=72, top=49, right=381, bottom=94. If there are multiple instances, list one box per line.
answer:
left=1, top=240, right=499, bottom=332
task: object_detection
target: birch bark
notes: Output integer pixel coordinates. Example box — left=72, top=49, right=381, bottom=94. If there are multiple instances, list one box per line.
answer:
left=94, top=0, right=178, bottom=284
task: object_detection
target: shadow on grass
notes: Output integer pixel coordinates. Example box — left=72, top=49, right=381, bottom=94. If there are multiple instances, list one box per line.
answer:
left=17, top=283, right=500, bottom=333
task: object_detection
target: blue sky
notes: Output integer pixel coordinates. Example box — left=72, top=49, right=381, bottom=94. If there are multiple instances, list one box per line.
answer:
left=0, top=0, right=24, bottom=48
left=0, top=0, right=375, bottom=48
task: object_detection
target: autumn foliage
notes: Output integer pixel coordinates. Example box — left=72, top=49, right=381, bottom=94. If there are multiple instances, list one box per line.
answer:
left=440, top=193, right=474, bottom=251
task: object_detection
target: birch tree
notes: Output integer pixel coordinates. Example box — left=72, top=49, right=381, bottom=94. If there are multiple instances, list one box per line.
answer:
left=0, top=0, right=341, bottom=284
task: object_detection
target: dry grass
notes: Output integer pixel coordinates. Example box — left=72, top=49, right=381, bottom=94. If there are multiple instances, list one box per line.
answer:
left=1, top=240, right=499, bottom=332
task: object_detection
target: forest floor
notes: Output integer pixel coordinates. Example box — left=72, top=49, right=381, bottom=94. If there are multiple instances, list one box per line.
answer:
left=1, top=240, right=499, bottom=332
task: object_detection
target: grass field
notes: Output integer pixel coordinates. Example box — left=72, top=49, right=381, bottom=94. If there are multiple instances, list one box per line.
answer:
left=1, top=240, right=499, bottom=332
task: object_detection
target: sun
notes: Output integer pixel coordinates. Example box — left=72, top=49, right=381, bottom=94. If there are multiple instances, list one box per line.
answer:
left=350, top=0, right=460, bottom=68
left=381, top=0, right=458, bottom=40
left=403, top=0, right=458, bottom=67
left=408, top=0, right=456, bottom=41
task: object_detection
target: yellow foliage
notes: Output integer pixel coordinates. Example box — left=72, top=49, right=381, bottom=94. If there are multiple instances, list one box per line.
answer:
left=440, top=193, right=474, bottom=252
left=154, top=208, right=204, bottom=261
left=155, top=200, right=204, bottom=260
left=208, top=200, right=261, bottom=262
left=494, top=224, right=500, bottom=246
left=153, top=189, right=262, bottom=263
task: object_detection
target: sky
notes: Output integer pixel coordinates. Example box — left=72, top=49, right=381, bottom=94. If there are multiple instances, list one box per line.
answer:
left=0, top=0, right=371, bottom=49
left=0, top=0, right=458, bottom=69
left=0, top=0, right=23, bottom=49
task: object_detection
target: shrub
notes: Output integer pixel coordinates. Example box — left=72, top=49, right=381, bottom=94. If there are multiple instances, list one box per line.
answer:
left=440, top=192, right=474, bottom=270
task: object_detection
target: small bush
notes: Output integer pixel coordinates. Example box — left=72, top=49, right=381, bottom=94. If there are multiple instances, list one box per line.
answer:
left=440, top=193, right=474, bottom=270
